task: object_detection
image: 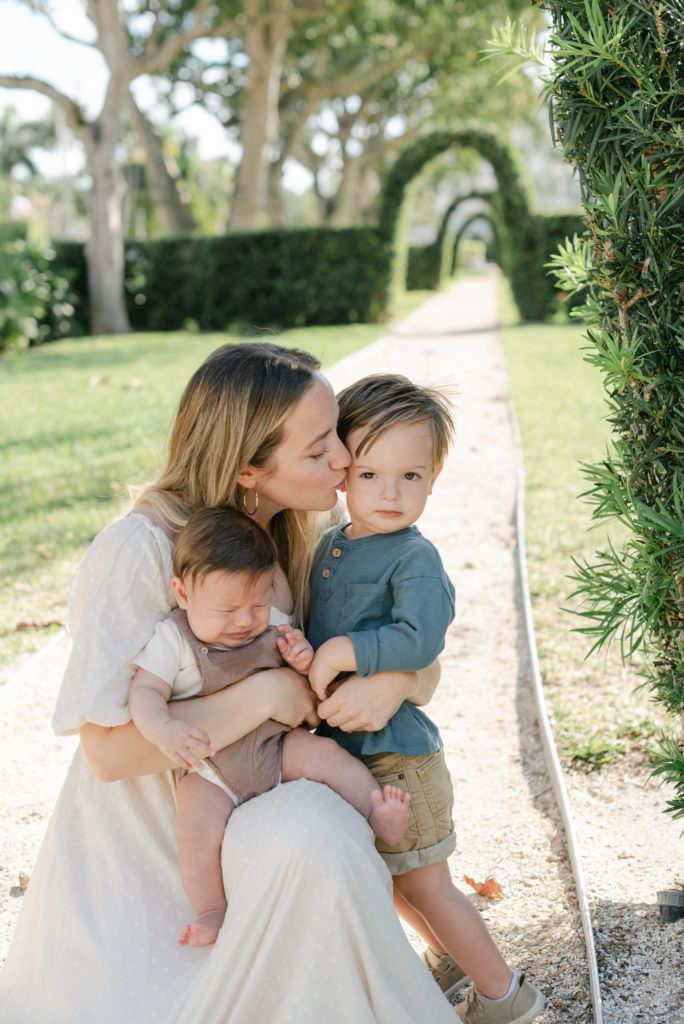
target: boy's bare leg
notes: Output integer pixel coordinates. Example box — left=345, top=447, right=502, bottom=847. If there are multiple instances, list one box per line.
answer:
left=281, top=728, right=410, bottom=846
left=394, top=861, right=513, bottom=999
left=393, top=887, right=446, bottom=952
left=175, top=772, right=235, bottom=948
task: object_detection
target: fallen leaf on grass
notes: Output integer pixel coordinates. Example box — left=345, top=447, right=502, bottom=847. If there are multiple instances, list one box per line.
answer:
left=463, top=875, right=503, bottom=899
left=15, top=619, right=62, bottom=632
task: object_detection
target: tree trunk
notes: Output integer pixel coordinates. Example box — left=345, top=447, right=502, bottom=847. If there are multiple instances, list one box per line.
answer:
left=267, top=159, right=285, bottom=225
left=82, top=120, right=130, bottom=335
left=228, top=16, right=288, bottom=230
left=128, top=94, right=198, bottom=233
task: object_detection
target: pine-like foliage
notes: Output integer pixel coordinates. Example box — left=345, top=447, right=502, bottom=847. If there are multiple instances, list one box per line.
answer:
left=538, top=0, right=684, bottom=820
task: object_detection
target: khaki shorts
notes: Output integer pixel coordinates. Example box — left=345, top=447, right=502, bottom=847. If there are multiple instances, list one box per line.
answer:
left=361, top=747, right=456, bottom=875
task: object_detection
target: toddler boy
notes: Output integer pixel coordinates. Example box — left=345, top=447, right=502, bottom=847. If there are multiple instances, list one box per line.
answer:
left=308, top=375, right=544, bottom=1024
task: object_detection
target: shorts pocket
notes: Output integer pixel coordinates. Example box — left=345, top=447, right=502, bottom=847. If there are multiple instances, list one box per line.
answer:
left=415, top=750, right=454, bottom=833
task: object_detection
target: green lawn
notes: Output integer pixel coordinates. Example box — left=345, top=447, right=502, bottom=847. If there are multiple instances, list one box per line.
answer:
left=1, top=293, right=431, bottom=679
left=500, top=300, right=671, bottom=766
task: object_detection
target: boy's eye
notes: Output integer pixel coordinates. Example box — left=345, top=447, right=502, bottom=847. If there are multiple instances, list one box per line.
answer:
left=360, top=472, right=376, bottom=479
left=404, top=472, right=420, bottom=480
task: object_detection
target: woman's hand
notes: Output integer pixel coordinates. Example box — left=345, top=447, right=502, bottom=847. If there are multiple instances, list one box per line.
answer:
left=316, top=671, right=413, bottom=733
left=267, top=666, right=319, bottom=729
left=316, top=660, right=441, bottom=733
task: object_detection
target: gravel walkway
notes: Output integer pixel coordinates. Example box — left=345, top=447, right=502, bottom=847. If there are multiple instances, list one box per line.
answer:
left=1, top=272, right=682, bottom=1022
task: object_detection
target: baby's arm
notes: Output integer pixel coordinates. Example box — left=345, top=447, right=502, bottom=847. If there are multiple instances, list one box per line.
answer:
left=129, top=667, right=214, bottom=770
left=308, top=635, right=357, bottom=701
left=275, top=624, right=314, bottom=675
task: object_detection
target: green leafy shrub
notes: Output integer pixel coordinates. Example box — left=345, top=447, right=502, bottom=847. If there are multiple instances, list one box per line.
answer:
left=537, top=0, right=684, bottom=818
left=0, top=240, right=77, bottom=351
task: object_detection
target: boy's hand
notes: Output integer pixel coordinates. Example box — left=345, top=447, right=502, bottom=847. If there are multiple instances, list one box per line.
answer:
left=275, top=624, right=314, bottom=674
left=308, top=636, right=357, bottom=702
left=153, top=719, right=214, bottom=771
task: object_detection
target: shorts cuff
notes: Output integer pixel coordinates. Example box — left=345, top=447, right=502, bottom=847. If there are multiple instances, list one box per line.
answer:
left=379, top=831, right=457, bottom=876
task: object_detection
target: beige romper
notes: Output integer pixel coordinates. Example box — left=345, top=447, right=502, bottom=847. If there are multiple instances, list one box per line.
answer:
left=170, top=608, right=290, bottom=804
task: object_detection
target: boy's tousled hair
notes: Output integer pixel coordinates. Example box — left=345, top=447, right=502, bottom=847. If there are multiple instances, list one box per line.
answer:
left=173, top=506, right=277, bottom=585
left=336, top=374, right=454, bottom=467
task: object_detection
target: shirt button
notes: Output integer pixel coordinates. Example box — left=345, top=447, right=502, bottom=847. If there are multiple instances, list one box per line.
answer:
left=332, top=548, right=342, bottom=558
left=321, top=568, right=331, bottom=578
left=201, top=646, right=209, bottom=653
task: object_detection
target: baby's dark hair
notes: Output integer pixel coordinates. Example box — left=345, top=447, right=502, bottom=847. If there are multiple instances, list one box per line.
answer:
left=173, top=506, right=277, bottom=584
left=336, top=374, right=454, bottom=468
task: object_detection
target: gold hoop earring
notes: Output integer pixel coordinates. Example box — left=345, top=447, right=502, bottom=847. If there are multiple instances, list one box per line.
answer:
left=243, top=488, right=259, bottom=516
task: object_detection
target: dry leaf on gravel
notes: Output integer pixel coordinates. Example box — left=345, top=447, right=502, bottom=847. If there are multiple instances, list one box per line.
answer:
left=464, top=875, right=503, bottom=899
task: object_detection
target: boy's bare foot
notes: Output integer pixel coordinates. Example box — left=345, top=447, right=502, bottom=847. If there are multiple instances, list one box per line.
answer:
left=369, top=785, right=411, bottom=845
left=177, top=907, right=225, bottom=948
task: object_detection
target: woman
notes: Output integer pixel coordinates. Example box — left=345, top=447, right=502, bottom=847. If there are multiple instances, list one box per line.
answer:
left=0, top=343, right=454, bottom=1024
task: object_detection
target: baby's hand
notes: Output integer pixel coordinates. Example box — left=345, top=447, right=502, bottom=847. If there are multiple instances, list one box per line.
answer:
left=275, top=624, right=314, bottom=675
left=308, top=636, right=356, bottom=702
left=154, top=720, right=214, bottom=771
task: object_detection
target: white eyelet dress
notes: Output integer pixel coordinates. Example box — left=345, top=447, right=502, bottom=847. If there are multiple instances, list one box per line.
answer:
left=0, top=514, right=455, bottom=1024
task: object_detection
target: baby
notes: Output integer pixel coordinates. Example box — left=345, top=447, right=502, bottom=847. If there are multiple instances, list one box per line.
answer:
left=307, top=374, right=544, bottom=1024
left=129, top=506, right=410, bottom=949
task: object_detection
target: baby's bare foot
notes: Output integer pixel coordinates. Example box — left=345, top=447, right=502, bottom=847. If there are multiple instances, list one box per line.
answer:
left=369, top=785, right=410, bottom=846
left=177, top=908, right=225, bottom=948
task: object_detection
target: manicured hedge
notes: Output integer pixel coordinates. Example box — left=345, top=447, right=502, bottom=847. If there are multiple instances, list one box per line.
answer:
left=406, top=211, right=585, bottom=319
left=513, top=212, right=587, bottom=320
left=54, top=226, right=392, bottom=335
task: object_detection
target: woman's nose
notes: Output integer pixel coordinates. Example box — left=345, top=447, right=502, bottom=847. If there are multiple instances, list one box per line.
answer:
left=330, top=434, right=351, bottom=471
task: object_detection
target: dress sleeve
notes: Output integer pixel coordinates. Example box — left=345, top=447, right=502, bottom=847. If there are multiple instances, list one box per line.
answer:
left=348, top=544, right=455, bottom=677
left=52, top=515, right=176, bottom=735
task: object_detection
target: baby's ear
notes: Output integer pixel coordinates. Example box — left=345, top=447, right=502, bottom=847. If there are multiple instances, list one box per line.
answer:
left=172, top=576, right=190, bottom=609
left=428, top=464, right=444, bottom=494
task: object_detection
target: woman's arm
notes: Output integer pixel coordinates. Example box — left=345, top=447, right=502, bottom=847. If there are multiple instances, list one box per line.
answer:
left=316, top=658, right=440, bottom=734
left=410, top=658, right=441, bottom=706
left=81, top=666, right=317, bottom=782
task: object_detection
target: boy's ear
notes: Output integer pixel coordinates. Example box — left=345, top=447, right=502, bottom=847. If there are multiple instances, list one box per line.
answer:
left=428, top=463, right=444, bottom=494
left=172, top=576, right=190, bottom=609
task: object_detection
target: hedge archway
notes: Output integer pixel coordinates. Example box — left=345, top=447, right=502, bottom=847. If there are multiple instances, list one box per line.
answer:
left=377, top=127, right=580, bottom=320
left=406, top=193, right=500, bottom=291
left=449, top=209, right=500, bottom=275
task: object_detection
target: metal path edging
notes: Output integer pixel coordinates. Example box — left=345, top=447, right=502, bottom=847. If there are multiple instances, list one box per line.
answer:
left=514, top=457, right=604, bottom=1024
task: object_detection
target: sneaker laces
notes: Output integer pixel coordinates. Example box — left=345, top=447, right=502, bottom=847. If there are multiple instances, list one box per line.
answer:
left=461, top=986, right=484, bottom=1023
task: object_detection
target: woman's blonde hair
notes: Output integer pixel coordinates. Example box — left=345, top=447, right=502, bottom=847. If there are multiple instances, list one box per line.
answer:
left=134, top=341, right=327, bottom=623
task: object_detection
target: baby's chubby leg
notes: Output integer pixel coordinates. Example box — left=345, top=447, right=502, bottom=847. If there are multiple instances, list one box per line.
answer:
left=175, top=772, right=235, bottom=949
left=281, top=729, right=410, bottom=846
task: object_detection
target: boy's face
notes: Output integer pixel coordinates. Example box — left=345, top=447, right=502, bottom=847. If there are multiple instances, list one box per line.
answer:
left=342, top=421, right=442, bottom=540
left=172, top=569, right=273, bottom=647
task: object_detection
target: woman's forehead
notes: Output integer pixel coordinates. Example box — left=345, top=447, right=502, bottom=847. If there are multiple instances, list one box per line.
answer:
left=284, top=375, right=338, bottom=446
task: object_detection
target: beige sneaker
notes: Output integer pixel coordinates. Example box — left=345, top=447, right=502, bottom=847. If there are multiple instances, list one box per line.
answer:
left=421, top=947, right=470, bottom=997
left=457, top=973, right=544, bottom=1024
